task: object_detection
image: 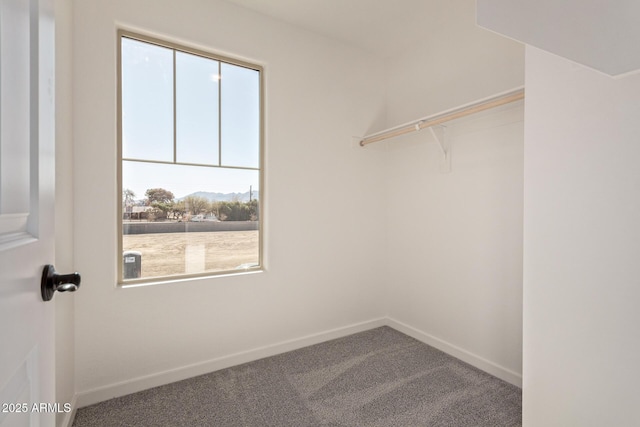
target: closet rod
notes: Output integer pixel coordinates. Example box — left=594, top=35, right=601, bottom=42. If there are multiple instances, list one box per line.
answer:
left=359, top=87, right=525, bottom=147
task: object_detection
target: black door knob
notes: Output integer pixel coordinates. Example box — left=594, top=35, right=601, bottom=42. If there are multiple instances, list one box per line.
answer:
left=41, top=264, right=81, bottom=301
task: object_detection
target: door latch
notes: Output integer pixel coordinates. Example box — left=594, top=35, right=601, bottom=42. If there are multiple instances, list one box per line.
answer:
left=41, top=264, right=81, bottom=301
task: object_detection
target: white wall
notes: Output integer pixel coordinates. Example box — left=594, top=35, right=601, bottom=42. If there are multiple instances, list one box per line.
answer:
left=382, top=0, right=525, bottom=385
left=72, top=0, right=387, bottom=403
left=386, top=0, right=524, bottom=125
left=384, top=108, right=524, bottom=385
left=523, top=46, right=640, bottom=426
left=69, top=0, right=527, bottom=409
left=54, top=0, right=75, bottom=424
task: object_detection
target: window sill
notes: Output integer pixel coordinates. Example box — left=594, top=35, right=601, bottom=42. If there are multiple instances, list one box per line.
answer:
left=119, top=268, right=264, bottom=289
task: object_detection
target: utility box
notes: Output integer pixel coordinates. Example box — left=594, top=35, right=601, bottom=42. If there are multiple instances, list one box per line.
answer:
left=123, top=251, right=142, bottom=279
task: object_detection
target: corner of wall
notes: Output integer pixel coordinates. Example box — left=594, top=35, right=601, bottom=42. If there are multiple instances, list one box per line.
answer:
left=55, top=0, right=76, bottom=425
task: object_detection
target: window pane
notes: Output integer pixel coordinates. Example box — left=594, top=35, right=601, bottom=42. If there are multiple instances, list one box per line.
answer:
left=121, top=38, right=174, bottom=161
left=221, top=63, right=260, bottom=168
left=176, top=52, right=220, bottom=165
left=119, top=33, right=263, bottom=284
left=122, top=160, right=260, bottom=280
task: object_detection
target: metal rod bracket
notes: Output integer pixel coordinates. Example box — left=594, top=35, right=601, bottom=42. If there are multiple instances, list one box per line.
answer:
left=428, top=126, right=451, bottom=173
left=429, top=126, right=447, bottom=157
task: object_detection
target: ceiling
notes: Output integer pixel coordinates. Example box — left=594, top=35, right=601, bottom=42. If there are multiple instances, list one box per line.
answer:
left=221, top=0, right=454, bottom=58
left=477, top=0, right=640, bottom=77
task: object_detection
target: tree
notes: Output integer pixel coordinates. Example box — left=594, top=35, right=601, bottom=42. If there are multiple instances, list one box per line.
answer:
left=145, top=188, right=175, bottom=221
left=214, top=200, right=257, bottom=221
left=170, top=200, right=187, bottom=220
left=247, top=199, right=259, bottom=221
left=122, top=189, right=136, bottom=219
left=145, top=188, right=174, bottom=204
left=123, top=189, right=136, bottom=206
left=213, top=201, right=231, bottom=221
left=183, top=196, right=210, bottom=216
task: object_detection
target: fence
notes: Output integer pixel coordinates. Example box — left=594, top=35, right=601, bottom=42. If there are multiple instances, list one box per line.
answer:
left=123, top=221, right=258, bottom=235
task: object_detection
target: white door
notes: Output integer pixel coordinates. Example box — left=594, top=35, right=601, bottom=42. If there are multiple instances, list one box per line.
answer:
left=0, top=0, right=57, bottom=426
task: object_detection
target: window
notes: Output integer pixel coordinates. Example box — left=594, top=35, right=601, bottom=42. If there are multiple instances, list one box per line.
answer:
left=117, top=31, right=263, bottom=284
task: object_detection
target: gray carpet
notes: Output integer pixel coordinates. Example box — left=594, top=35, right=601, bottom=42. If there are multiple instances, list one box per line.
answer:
left=72, top=327, right=521, bottom=426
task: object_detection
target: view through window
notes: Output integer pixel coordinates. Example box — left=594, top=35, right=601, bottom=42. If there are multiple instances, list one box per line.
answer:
left=118, top=32, right=263, bottom=283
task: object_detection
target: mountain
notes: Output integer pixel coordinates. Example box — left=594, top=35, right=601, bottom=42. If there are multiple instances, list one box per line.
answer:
left=179, top=190, right=259, bottom=202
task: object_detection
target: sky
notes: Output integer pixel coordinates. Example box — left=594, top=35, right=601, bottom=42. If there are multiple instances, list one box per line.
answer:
left=122, top=161, right=258, bottom=200
left=121, top=37, right=260, bottom=200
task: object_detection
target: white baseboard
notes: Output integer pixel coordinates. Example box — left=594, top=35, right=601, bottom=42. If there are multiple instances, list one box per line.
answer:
left=75, top=317, right=387, bottom=409
left=58, top=393, right=77, bottom=427
left=386, top=317, right=522, bottom=387
left=73, top=316, right=521, bottom=412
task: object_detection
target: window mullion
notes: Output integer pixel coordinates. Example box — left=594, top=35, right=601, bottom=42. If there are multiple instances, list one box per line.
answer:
left=173, top=49, right=177, bottom=164
left=218, top=60, right=222, bottom=167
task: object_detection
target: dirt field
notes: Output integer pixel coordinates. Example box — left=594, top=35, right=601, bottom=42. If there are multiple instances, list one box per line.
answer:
left=123, top=230, right=259, bottom=278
